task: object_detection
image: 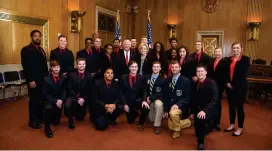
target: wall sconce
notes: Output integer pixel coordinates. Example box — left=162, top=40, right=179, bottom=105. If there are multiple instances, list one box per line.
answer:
left=71, top=11, right=86, bottom=33
left=125, top=5, right=139, bottom=14
left=167, top=24, right=177, bottom=38
left=248, top=22, right=261, bottom=41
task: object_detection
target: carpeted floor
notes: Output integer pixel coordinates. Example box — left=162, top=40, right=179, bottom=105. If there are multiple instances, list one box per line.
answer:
left=0, top=97, right=271, bottom=150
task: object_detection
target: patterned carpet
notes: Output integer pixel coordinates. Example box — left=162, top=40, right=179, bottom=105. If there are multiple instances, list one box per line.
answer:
left=0, top=97, right=271, bottom=150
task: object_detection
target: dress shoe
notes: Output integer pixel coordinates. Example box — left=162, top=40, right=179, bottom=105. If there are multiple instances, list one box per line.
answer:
left=214, top=125, right=221, bottom=131
left=137, top=125, right=144, bottom=131
left=197, top=143, right=205, bottom=150
left=109, top=121, right=118, bottom=126
left=28, top=122, right=42, bottom=129
left=232, top=131, right=243, bottom=136
left=154, top=127, right=161, bottom=135
left=45, top=128, right=53, bottom=138
left=68, top=123, right=75, bottom=130
left=172, top=131, right=180, bottom=139
left=224, top=128, right=235, bottom=132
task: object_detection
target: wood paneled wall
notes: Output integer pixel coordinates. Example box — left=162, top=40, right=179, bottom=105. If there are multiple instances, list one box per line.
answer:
left=0, top=0, right=271, bottom=64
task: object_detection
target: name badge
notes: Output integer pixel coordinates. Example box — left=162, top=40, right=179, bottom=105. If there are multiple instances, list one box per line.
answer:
left=176, top=90, right=182, bottom=96
left=156, top=87, right=161, bottom=92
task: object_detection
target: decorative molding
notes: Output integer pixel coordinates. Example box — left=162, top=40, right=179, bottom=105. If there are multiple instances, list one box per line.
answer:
left=196, top=30, right=225, bottom=56
left=0, top=12, right=49, bottom=57
left=95, top=6, right=117, bottom=33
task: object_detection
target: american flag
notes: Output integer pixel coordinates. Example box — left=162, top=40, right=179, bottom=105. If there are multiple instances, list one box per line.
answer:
left=147, top=11, right=152, bottom=48
left=115, top=10, right=121, bottom=44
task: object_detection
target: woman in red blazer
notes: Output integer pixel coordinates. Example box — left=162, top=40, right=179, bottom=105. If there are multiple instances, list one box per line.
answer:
left=224, top=42, right=250, bottom=136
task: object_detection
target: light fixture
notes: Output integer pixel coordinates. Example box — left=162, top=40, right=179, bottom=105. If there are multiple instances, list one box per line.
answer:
left=248, top=22, right=261, bottom=41
left=167, top=24, right=177, bottom=38
left=70, top=11, right=86, bottom=33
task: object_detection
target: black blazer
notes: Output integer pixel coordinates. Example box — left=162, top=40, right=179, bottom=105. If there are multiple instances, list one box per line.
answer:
left=136, top=55, right=152, bottom=76
left=163, top=74, right=191, bottom=112
left=188, top=51, right=210, bottom=79
left=145, top=74, right=165, bottom=102
left=21, top=43, right=48, bottom=84
left=50, top=47, right=74, bottom=74
left=225, top=55, right=250, bottom=95
left=120, top=74, right=145, bottom=106
left=92, top=47, right=105, bottom=54
left=67, top=71, right=93, bottom=101
left=92, top=79, right=121, bottom=107
left=131, top=47, right=140, bottom=58
left=99, top=53, right=117, bottom=77
left=191, top=78, right=218, bottom=119
left=43, top=74, right=67, bottom=103
left=180, top=58, right=191, bottom=79
left=115, top=50, right=136, bottom=78
left=207, top=58, right=227, bottom=93
left=76, top=49, right=101, bottom=74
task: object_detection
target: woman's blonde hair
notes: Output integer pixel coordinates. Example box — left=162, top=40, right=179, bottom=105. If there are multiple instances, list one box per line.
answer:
left=138, top=42, right=149, bottom=55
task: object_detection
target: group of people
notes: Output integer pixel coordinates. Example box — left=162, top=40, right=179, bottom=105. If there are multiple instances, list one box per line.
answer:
left=21, top=30, right=250, bottom=150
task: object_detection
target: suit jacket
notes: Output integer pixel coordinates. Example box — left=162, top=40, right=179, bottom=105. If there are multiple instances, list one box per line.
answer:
left=92, top=47, right=105, bottom=54
left=145, top=74, right=165, bottom=102
left=120, top=74, right=145, bottom=106
left=180, top=58, right=191, bottom=79
left=99, top=53, right=117, bottom=77
left=191, top=78, right=218, bottom=119
left=43, top=74, right=67, bottom=103
left=207, top=58, right=227, bottom=93
left=136, top=55, right=152, bottom=76
left=76, top=49, right=101, bottom=74
left=188, top=51, right=210, bottom=79
left=50, top=47, right=74, bottom=74
left=163, top=74, right=191, bottom=112
left=131, top=47, right=140, bottom=58
left=115, top=50, right=136, bottom=78
left=92, top=79, right=121, bottom=107
left=21, top=43, right=48, bottom=84
left=225, top=55, right=250, bottom=95
left=67, top=71, right=93, bottom=101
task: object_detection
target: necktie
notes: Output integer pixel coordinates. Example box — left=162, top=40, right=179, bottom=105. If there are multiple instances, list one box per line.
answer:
left=171, top=78, right=176, bottom=90
left=88, top=50, right=92, bottom=55
left=125, top=52, right=129, bottom=65
left=79, top=73, right=84, bottom=80
left=132, top=77, right=135, bottom=88
left=55, top=76, right=59, bottom=84
left=107, top=83, right=111, bottom=89
left=150, top=78, right=155, bottom=95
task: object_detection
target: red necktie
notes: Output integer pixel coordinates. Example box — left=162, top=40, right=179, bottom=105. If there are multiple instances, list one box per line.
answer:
left=107, top=83, right=111, bottom=89
left=125, top=52, right=129, bottom=65
left=55, top=76, right=59, bottom=84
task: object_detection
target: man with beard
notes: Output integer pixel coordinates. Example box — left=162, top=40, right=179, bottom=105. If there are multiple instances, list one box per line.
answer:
left=50, top=35, right=74, bottom=76
left=67, top=58, right=92, bottom=124
left=21, top=30, right=49, bottom=129
left=43, top=60, right=73, bottom=138
left=90, top=68, right=122, bottom=130
left=164, top=61, right=192, bottom=139
left=76, top=38, right=100, bottom=76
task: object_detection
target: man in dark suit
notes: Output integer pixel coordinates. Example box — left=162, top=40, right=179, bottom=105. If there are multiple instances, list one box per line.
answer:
left=91, top=68, right=122, bottom=130
left=115, top=39, right=136, bottom=78
left=113, top=39, right=121, bottom=54
left=76, top=38, right=100, bottom=76
left=21, top=30, right=49, bottom=129
left=131, top=38, right=140, bottom=57
left=164, top=61, right=192, bottom=139
left=50, top=35, right=74, bottom=75
left=92, top=37, right=105, bottom=54
left=67, top=58, right=93, bottom=125
left=189, top=41, right=210, bottom=82
left=190, top=64, right=218, bottom=150
left=43, top=60, right=73, bottom=138
left=138, top=61, right=165, bottom=134
left=166, top=37, right=178, bottom=60
left=120, top=61, right=145, bottom=124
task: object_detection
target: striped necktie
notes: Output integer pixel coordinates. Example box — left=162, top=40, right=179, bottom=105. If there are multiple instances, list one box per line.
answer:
left=171, top=78, right=176, bottom=90
left=150, top=78, right=155, bottom=95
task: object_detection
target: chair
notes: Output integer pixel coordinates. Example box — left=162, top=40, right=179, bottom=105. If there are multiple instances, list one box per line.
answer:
left=255, top=59, right=266, bottom=65
left=3, top=71, right=21, bottom=100
left=0, top=73, right=5, bottom=99
left=18, top=70, right=28, bottom=96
